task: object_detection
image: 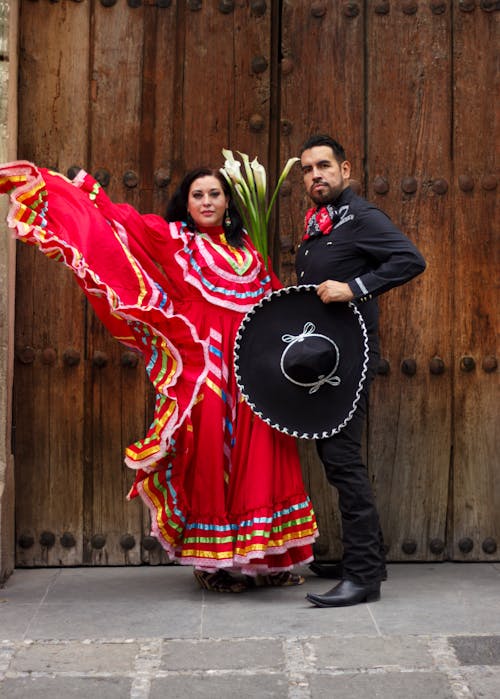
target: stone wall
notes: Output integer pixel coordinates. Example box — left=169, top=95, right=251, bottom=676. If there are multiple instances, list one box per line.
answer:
left=0, top=0, right=18, bottom=584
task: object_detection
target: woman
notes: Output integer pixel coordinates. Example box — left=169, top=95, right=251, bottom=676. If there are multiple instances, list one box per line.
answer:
left=0, top=162, right=318, bottom=592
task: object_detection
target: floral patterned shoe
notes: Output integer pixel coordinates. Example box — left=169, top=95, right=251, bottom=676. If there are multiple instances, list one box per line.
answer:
left=252, top=572, right=305, bottom=587
left=193, top=569, right=248, bottom=593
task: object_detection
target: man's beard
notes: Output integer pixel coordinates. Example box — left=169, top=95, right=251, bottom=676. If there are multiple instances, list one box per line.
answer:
left=309, top=183, right=344, bottom=205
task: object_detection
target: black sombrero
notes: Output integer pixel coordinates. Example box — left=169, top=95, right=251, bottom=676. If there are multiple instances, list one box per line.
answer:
left=234, top=285, right=369, bottom=439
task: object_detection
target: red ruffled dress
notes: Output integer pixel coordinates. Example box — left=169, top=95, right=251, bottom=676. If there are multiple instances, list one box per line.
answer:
left=0, top=161, right=317, bottom=575
left=0, top=162, right=318, bottom=575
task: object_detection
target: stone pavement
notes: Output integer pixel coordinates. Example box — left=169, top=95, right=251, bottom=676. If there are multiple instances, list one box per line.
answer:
left=0, top=562, right=499, bottom=698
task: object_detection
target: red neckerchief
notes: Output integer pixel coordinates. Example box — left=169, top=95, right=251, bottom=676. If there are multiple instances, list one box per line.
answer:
left=303, top=205, right=339, bottom=240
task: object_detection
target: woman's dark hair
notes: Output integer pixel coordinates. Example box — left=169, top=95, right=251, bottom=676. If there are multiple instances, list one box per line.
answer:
left=165, top=167, right=245, bottom=247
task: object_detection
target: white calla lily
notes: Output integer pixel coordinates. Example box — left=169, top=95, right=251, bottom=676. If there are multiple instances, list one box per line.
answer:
left=250, top=157, right=266, bottom=197
left=238, top=151, right=253, bottom=185
left=221, top=148, right=299, bottom=268
left=222, top=158, right=243, bottom=184
left=222, top=148, right=236, bottom=162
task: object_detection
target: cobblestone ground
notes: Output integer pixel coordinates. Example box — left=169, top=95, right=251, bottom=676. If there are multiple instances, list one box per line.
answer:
left=2, top=565, right=499, bottom=697
left=1, top=634, right=500, bottom=698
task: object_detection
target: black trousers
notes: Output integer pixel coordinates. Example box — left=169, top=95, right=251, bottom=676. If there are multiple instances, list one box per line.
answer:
left=316, top=363, right=385, bottom=585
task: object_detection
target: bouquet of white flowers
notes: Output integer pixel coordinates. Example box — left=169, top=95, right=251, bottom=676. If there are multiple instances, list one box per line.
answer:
left=220, top=149, right=299, bottom=268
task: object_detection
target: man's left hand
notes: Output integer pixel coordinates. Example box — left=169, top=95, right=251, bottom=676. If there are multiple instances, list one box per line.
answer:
left=317, top=280, right=354, bottom=303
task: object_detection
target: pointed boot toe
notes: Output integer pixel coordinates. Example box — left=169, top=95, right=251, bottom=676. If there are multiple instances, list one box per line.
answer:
left=306, top=579, right=381, bottom=608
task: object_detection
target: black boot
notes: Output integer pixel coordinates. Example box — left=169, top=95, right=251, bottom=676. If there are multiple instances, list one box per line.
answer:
left=306, top=579, right=381, bottom=607
left=308, top=562, right=343, bottom=579
left=309, top=561, right=387, bottom=581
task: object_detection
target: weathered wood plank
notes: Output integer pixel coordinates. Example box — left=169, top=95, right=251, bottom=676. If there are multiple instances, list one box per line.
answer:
left=174, top=1, right=233, bottom=169
left=451, top=6, right=499, bottom=561
left=174, top=1, right=271, bottom=175
left=84, top=3, right=149, bottom=565
left=230, top=2, right=272, bottom=162
left=15, top=1, right=90, bottom=566
left=279, top=1, right=366, bottom=288
left=366, top=0, right=452, bottom=561
left=279, top=2, right=365, bottom=560
left=143, top=2, right=178, bottom=218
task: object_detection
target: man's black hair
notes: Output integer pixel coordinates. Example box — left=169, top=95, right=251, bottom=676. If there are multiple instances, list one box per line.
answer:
left=299, top=134, right=346, bottom=163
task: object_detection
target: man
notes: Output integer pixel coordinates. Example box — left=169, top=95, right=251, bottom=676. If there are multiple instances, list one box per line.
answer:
left=297, top=134, right=426, bottom=607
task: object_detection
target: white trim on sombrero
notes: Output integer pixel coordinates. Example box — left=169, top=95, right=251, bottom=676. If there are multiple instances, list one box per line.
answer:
left=234, top=285, right=370, bottom=440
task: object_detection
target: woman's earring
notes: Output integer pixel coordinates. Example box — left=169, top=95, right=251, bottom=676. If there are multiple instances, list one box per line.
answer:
left=224, top=208, right=232, bottom=228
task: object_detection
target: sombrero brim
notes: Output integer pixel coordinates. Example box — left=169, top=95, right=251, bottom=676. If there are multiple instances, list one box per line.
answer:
left=234, top=285, right=369, bottom=439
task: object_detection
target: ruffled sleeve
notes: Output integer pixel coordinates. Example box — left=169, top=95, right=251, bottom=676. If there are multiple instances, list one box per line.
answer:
left=0, top=161, right=208, bottom=471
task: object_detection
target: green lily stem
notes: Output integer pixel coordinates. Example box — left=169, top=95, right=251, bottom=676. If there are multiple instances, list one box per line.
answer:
left=221, top=153, right=298, bottom=270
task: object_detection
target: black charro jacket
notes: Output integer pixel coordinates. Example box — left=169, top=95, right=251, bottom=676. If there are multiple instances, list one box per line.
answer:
left=295, top=187, right=426, bottom=354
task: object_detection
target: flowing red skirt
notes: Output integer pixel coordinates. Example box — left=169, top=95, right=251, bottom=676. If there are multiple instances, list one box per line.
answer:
left=0, top=161, right=318, bottom=574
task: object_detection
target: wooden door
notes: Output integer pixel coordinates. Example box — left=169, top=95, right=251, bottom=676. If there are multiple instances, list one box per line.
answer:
left=14, top=0, right=274, bottom=566
left=14, top=1, right=498, bottom=566
left=277, top=1, right=498, bottom=564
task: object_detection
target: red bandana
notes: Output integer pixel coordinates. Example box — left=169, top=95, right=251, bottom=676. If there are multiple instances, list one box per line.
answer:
left=303, top=205, right=339, bottom=240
